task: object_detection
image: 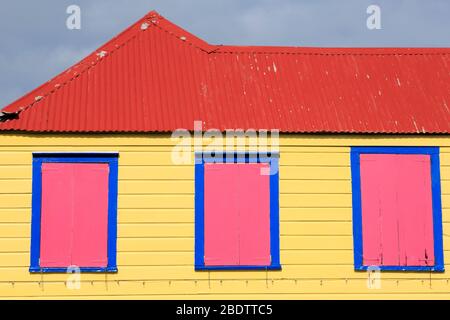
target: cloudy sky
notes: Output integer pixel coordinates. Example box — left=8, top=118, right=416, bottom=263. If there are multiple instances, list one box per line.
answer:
left=0, top=0, right=449, bottom=108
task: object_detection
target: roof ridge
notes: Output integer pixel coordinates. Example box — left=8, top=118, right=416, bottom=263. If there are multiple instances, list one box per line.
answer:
left=151, top=13, right=221, bottom=54
left=152, top=12, right=450, bottom=56
left=214, top=48, right=450, bottom=55
left=152, top=13, right=450, bottom=56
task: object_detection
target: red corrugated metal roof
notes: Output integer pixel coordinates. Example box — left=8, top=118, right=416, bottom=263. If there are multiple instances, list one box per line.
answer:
left=1, top=10, right=449, bottom=133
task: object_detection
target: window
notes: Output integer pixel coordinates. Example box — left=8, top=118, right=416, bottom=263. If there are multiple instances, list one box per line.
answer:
left=195, top=153, right=280, bottom=270
left=30, top=153, right=118, bottom=273
left=351, top=147, right=444, bottom=271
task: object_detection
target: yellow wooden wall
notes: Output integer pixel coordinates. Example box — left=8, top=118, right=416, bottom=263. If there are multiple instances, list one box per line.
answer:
left=0, top=133, right=448, bottom=299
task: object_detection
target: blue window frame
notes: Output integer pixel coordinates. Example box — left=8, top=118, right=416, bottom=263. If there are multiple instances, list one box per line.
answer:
left=194, top=152, right=281, bottom=271
left=351, top=146, right=444, bottom=272
left=30, top=153, right=119, bottom=273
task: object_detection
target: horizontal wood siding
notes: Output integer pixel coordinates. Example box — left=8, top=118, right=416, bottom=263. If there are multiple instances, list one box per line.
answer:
left=0, top=133, right=448, bottom=299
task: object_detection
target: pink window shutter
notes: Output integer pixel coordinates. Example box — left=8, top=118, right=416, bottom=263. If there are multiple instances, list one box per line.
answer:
left=360, top=154, right=435, bottom=267
left=396, top=155, right=434, bottom=266
left=40, top=163, right=109, bottom=268
left=360, top=156, right=386, bottom=266
left=40, top=163, right=74, bottom=267
left=204, top=164, right=240, bottom=266
left=238, top=164, right=271, bottom=266
left=71, top=164, right=109, bottom=267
